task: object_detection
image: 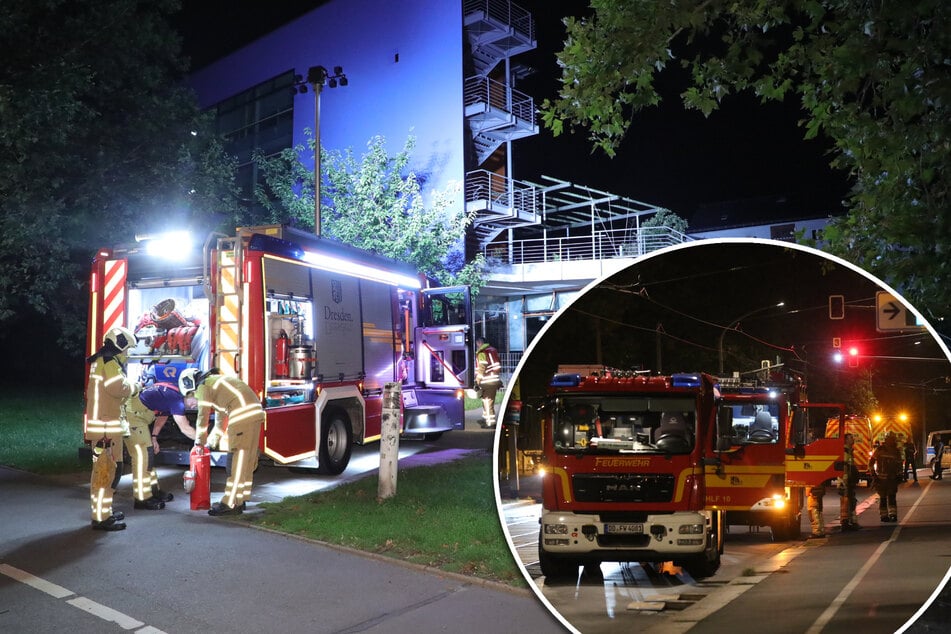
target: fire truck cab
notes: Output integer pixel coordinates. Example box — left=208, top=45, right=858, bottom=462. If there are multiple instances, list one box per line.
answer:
left=537, top=369, right=724, bottom=581
left=83, top=225, right=473, bottom=474
left=713, top=374, right=846, bottom=540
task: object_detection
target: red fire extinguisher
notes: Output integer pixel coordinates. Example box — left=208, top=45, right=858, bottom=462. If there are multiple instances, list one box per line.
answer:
left=275, top=329, right=289, bottom=378
left=186, top=445, right=211, bottom=510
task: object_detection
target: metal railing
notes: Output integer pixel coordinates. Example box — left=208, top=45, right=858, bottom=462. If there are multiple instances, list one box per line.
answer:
left=482, top=226, right=693, bottom=265
left=465, top=170, right=541, bottom=216
left=500, top=352, right=522, bottom=386
left=463, top=0, right=534, bottom=41
left=464, top=76, right=536, bottom=127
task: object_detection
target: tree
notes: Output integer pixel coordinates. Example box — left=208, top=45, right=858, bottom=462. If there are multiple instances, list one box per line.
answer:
left=640, top=209, right=689, bottom=234
left=0, top=0, right=237, bottom=359
left=836, top=369, right=880, bottom=417
left=252, top=134, right=485, bottom=289
left=540, top=0, right=950, bottom=329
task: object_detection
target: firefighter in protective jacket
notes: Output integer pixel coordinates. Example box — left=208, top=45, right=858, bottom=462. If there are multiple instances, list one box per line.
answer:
left=122, top=391, right=180, bottom=511
left=870, top=432, right=902, bottom=522
left=85, top=326, right=137, bottom=531
left=179, top=368, right=265, bottom=516
left=475, top=337, right=503, bottom=428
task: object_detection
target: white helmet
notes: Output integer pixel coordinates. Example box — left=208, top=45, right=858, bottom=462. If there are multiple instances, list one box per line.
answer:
left=179, top=368, right=201, bottom=395
left=104, top=326, right=137, bottom=353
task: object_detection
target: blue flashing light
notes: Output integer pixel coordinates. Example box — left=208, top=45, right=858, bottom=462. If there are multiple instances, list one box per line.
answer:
left=671, top=373, right=702, bottom=388
left=550, top=373, right=582, bottom=387
left=248, top=233, right=306, bottom=261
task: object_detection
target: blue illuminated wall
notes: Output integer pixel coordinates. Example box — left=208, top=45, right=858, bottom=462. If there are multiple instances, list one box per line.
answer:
left=189, top=0, right=465, bottom=212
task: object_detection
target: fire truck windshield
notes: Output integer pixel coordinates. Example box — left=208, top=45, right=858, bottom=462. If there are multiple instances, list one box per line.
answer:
left=553, top=396, right=696, bottom=455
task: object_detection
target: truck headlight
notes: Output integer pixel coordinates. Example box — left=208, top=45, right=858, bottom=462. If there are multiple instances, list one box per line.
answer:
left=544, top=523, right=569, bottom=535
left=679, top=524, right=705, bottom=535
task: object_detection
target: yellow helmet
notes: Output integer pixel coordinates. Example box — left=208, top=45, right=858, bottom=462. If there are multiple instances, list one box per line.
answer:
left=104, top=326, right=136, bottom=353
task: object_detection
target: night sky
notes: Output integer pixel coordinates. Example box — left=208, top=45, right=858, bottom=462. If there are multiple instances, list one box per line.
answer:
left=173, top=1, right=851, bottom=224
left=512, top=242, right=949, bottom=425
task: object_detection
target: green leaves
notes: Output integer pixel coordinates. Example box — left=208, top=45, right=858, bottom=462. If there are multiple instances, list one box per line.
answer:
left=539, top=0, right=951, bottom=328
left=0, top=0, right=237, bottom=352
left=253, top=134, right=485, bottom=289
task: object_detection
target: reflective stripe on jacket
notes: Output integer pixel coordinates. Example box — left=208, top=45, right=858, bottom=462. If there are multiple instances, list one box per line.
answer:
left=86, top=357, right=133, bottom=436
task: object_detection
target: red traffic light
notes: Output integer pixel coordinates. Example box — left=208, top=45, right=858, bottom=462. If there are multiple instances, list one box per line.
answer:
left=847, top=346, right=860, bottom=367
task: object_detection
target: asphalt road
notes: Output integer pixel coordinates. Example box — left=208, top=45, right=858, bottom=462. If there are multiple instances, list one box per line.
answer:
left=501, top=471, right=951, bottom=633
left=0, top=417, right=567, bottom=634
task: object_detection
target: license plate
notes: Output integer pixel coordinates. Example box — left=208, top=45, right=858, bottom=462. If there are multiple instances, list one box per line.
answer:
left=604, top=523, right=643, bottom=534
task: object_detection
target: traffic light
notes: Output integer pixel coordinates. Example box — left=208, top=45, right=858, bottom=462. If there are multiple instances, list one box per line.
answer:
left=847, top=346, right=860, bottom=367
left=833, top=343, right=860, bottom=367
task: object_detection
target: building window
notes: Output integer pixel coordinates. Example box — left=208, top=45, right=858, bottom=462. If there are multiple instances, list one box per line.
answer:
left=212, top=70, right=297, bottom=219
left=770, top=223, right=795, bottom=241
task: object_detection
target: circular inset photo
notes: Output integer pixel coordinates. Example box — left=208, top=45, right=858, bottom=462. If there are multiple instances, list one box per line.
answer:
left=495, top=238, right=951, bottom=634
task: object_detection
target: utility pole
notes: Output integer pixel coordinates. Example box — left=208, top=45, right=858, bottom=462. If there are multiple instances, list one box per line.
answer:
left=295, top=65, right=348, bottom=236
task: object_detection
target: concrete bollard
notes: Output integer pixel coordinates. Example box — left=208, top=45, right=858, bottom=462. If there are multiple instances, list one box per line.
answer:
left=378, top=382, right=402, bottom=501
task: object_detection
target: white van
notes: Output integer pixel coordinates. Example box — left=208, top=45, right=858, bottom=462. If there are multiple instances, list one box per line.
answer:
left=925, top=430, right=951, bottom=469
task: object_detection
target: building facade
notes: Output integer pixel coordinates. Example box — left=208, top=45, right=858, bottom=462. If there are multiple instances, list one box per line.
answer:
left=189, top=0, right=835, bottom=379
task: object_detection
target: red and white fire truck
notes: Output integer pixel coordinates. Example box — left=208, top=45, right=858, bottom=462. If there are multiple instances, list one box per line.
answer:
left=83, top=225, right=473, bottom=474
left=537, top=368, right=725, bottom=580
left=713, top=372, right=846, bottom=540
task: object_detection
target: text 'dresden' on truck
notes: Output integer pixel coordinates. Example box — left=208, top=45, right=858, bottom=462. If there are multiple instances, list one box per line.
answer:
left=82, top=225, right=473, bottom=474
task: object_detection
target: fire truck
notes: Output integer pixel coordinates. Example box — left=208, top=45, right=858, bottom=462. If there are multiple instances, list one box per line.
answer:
left=714, top=372, right=846, bottom=540
left=537, top=368, right=725, bottom=580
left=83, top=225, right=473, bottom=474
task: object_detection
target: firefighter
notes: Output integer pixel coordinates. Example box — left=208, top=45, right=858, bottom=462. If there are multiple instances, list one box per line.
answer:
left=474, top=337, right=502, bottom=428
left=930, top=434, right=945, bottom=480
left=85, top=326, right=137, bottom=531
left=139, top=369, right=198, bottom=452
left=122, top=380, right=196, bottom=510
left=807, top=483, right=826, bottom=538
left=838, top=432, right=861, bottom=531
left=870, top=432, right=902, bottom=522
left=902, top=435, right=918, bottom=483
left=179, top=368, right=264, bottom=516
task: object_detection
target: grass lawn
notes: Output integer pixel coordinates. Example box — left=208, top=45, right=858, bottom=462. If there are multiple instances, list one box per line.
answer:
left=237, top=456, right=526, bottom=587
left=0, top=387, right=87, bottom=474
left=0, top=387, right=525, bottom=587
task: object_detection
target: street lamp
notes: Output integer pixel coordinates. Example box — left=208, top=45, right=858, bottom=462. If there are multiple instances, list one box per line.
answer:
left=718, top=301, right=785, bottom=375
left=293, top=65, right=348, bottom=236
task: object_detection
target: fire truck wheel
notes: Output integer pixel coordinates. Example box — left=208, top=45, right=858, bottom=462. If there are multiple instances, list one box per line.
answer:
left=317, top=409, right=353, bottom=475
left=771, top=509, right=802, bottom=541
left=537, top=533, right=580, bottom=582
left=681, top=525, right=722, bottom=579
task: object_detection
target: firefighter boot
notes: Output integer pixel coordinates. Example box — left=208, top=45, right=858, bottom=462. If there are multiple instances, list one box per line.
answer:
left=208, top=501, right=244, bottom=516
left=152, top=485, right=174, bottom=503
left=134, top=496, right=165, bottom=510
left=92, top=515, right=127, bottom=531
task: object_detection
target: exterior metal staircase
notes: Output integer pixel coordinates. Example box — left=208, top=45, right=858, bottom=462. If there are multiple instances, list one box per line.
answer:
left=463, top=0, right=541, bottom=250
left=463, top=0, right=535, bottom=77
left=465, top=169, right=542, bottom=244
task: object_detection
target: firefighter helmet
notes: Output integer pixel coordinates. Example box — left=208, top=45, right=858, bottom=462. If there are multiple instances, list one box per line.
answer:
left=104, top=326, right=137, bottom=352
left=179, top=368, right=201, bottom=395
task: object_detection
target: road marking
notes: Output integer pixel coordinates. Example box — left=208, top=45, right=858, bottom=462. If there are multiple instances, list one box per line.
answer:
left=0, top=562, right=166, bottom=633
left=67, top=596, right=144, bottom=629
left=806, top=483, right=932, bottom=634
left=0, top=563, right=73, bottom=599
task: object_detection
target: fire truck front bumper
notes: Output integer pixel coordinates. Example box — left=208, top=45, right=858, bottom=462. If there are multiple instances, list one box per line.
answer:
left=540, top=510, right=710, bottom=558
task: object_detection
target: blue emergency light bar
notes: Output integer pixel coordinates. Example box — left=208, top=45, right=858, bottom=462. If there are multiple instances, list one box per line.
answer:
left=550, top=373, right=582, bottom=387
left=248, top=233, right=306, bottom=260
left=671, top=373, right=702, bottom=388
